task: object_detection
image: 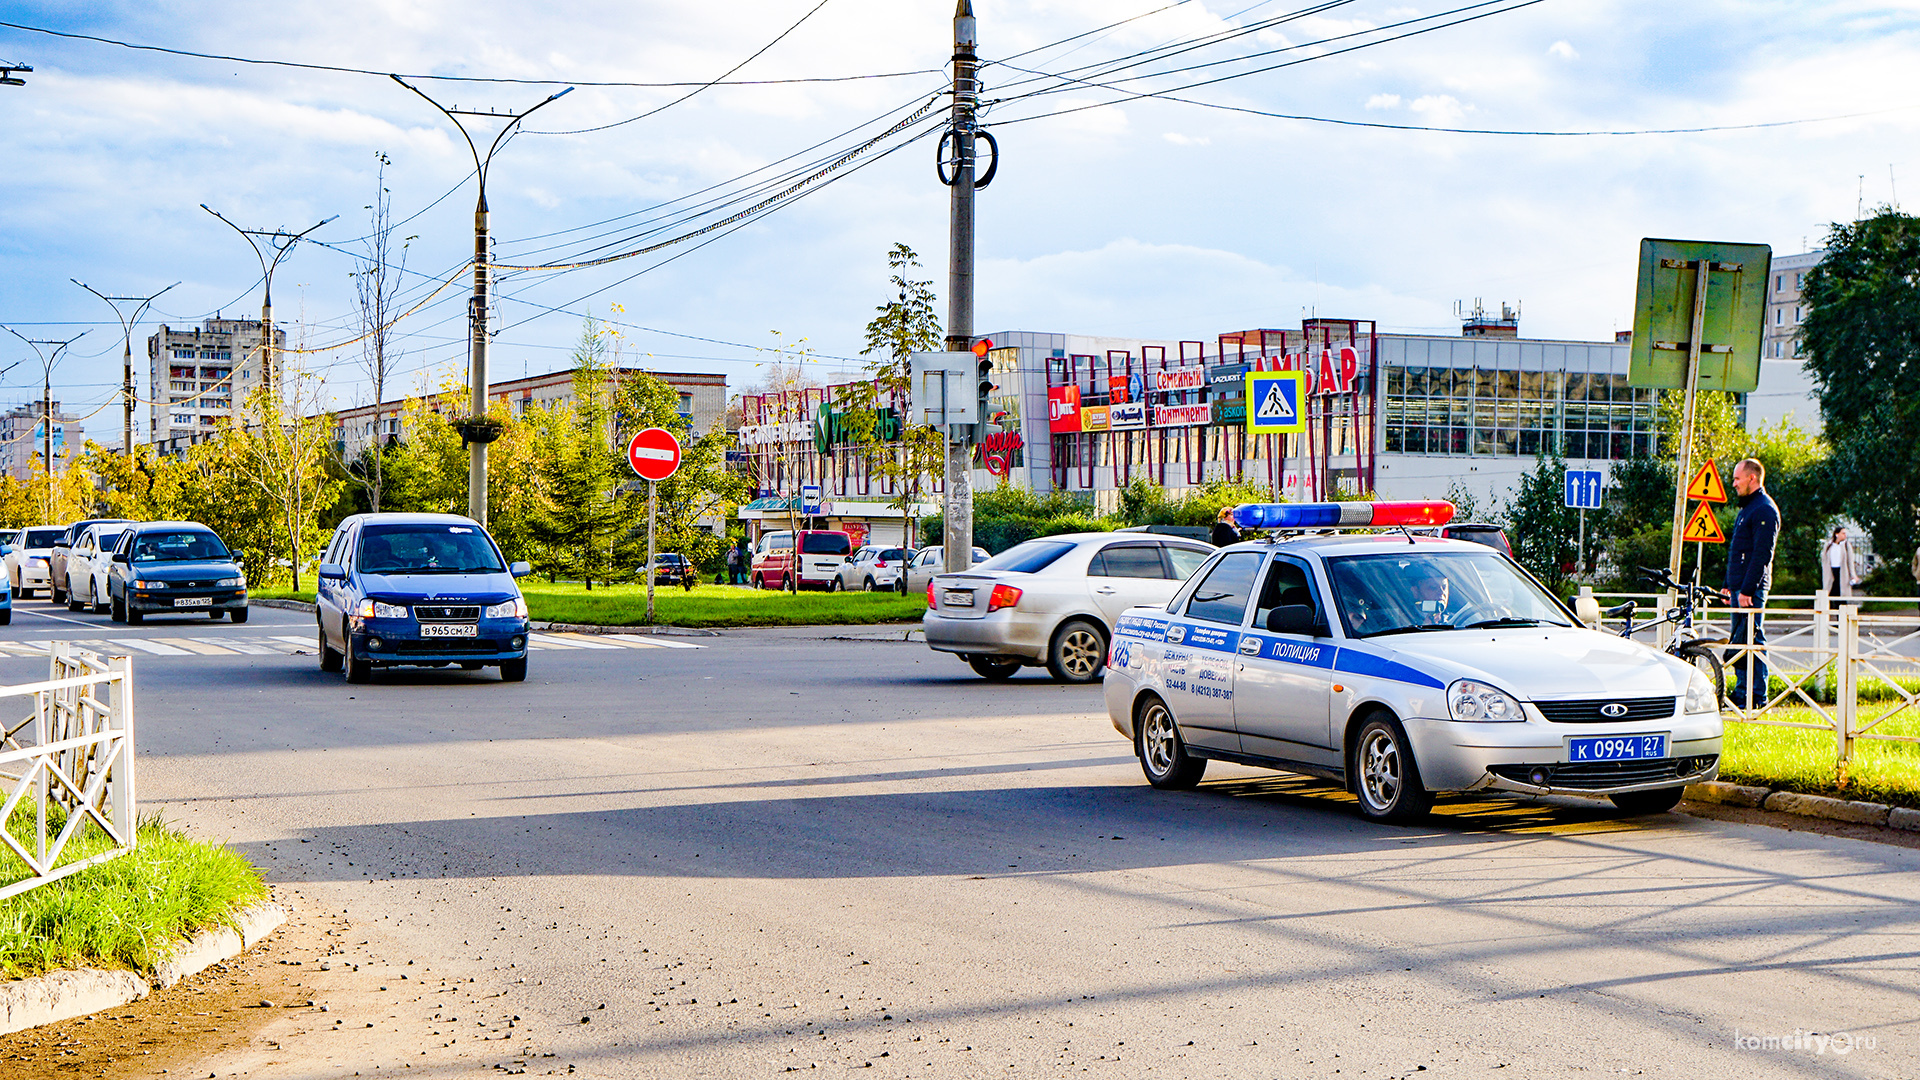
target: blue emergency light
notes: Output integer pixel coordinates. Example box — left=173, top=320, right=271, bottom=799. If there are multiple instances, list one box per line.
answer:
left=1230, top=500, right=1456, bottom=530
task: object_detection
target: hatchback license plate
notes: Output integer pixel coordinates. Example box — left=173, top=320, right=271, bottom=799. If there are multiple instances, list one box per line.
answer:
left=943, top=590, right=974, bottom=608
left=1566, top=734, right=1667, bottom=762
left=172, top=596, right=212, bottom=607
left=420, top=623, right=478, bottom=638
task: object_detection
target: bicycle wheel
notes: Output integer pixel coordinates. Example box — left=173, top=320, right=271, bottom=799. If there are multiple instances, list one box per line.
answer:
left=1678, top=646, right=1726, bottom=707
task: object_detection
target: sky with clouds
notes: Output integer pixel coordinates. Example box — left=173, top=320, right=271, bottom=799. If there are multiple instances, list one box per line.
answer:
left=1, top=0, right=1914, bottom=426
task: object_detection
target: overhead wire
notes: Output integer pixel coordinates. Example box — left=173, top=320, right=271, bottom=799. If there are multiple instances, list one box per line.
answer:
left=0, top=18, right=934, bottom=87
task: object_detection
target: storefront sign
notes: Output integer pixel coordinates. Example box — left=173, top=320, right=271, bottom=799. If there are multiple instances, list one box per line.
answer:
left=1081, top=405, right=1110, bottom=432
left=1107, top=375, right=1131, bottom=404
left=974, top=430, right=1025, bottom=473
left=1110, top=400, right=1147, bottom=429
left=1315, top=347, right=1361, bottom=396
left=1210, top=399, right=1247, bottom=425
left=738, top=421, right=814, bottom=446
left=1152, top=403, right=1211, bottom=427
left=812, top=404, right=901, bottom=454
left=1206, top=363, right=1250, bottom=396
left=1153, top=367, right=1207, bottom=394
left=1047, top=385, right=1082, bottom=433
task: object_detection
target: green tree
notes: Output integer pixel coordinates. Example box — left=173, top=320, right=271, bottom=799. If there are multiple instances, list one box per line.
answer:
left=1801, top=208, right=1920, bottom=575
left=528, top=321, right=634, bottom=589
left=613, top=371, right=747, bottom=584
left=1504, top=456, right=1577, bottom=593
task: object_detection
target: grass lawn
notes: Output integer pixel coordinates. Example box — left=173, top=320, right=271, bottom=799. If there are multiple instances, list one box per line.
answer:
left=0, top=813, right=268, bottom=979
left=1718, top=703, right=1920, bottom=810
left=523, top=580, right=927, bottom=628
left=249, top=587, right=315, bottom=603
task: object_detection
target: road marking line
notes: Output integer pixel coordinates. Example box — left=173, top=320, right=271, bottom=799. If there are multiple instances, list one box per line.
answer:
left=542, top=633, right=622, bottom=650
left=150, top=637, right=237, bottom=656
left=12, top=607, right=96, bottom=628
left=193, top=637, right=279, bottom=655
left=270, top=635, right=316, bottom=648
left=0, top=641, right=48, bottom=655
left=115, top=639, right=192, bottom=656
left=526, top=633, right=587, bottom=650
left=602, top=633, right=706, bottom=650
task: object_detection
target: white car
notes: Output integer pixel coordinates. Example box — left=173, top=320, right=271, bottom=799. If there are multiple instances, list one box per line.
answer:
left=903, top=545, right=990, bottom=597
left=923, top=533, right=1213, bottom=682
left=64, top=521, right=134, bottom=614
left=7, top=525, right=65, bottom=599
left=831, top=545, right=913, bottom=592
left=1104, top=502, right=1723, bottom=823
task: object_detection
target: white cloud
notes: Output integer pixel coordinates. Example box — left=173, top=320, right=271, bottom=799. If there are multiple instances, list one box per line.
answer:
left=1409, top=95, right=1471, bottom=125
left=1162, top=133, right=1210, bottom=146
left=1548, top=40, right=1580, bottom=60
left=1366, top=94, right=1402, bottom=111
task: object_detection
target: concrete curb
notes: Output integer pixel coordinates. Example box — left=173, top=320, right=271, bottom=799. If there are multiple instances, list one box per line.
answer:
left=533, top=620, right=718, bottom=638
left=1685, top=782, right=1918, bottom=831
left=251, top=599, right=316, bottom=613
left=0, top=901, right=286, bottom=1036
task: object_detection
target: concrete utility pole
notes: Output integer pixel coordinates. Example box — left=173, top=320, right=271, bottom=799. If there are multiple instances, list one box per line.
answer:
left=393, top=77, right=572, bottom=527
left=202, top=207, right=335, bottom=406
left=73, top=279, right=178, bottom=453
left=1, top=326, right=87, bottom=477
left=942, top=0, right=980, bottom=576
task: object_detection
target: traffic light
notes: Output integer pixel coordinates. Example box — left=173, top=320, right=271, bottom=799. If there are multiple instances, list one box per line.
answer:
left=972, top=339, right=994, bottom=443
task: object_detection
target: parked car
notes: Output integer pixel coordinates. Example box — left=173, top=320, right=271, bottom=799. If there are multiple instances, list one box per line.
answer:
left=902, top=545, right=989, bottom=597
left=1439, top=522, right=1514, bottom=558
left=1105, top=510, right=1721, bottom=822
left=315, top=512, right=533, bottom=683
left=7, top=525, right=66, bottom=599
left=645, top=552, right=695, bottom=588
left=50, top=518, right=132, bottom=605
left=64, top=521, right=135, bottom=613
left=106, top=522, right=250, bottom=624
left=923, top=533, right=1213, bottom=682
left=832, top=545, right=913, bottom=592
left=751, top=529, right=853, bottom=590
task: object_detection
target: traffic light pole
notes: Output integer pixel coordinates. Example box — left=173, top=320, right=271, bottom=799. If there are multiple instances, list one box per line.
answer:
left=942, top=0, right=979, bottom=577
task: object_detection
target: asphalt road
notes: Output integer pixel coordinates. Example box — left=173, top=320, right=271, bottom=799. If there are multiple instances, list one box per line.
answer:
left=3, top=597, right=1915, bottom=1078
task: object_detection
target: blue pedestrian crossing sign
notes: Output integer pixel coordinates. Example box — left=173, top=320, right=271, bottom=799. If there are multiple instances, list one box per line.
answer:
left=1564, top=468, right=1604, bottom=510
left=1244, top=371, right=1308, bottom=434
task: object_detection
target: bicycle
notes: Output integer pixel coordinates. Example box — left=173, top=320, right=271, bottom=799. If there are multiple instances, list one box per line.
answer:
left=1601, top=566, right=1729, bottom=706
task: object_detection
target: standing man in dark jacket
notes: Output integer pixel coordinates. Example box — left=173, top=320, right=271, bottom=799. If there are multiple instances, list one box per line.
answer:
left=1721, top=458, right=1779, bottom=707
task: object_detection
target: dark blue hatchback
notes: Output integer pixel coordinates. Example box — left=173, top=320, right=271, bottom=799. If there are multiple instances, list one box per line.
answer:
left=316, top=513, right=533, bottom=683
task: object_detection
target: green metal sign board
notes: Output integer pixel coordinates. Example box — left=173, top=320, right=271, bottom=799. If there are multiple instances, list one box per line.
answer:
left=1628, top=238, right=1771, bottom=392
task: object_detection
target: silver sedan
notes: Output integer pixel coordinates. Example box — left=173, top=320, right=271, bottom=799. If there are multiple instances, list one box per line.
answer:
left=923, top=533, right=1212, bottom=682
left=902, top=545, right=989, bottom=596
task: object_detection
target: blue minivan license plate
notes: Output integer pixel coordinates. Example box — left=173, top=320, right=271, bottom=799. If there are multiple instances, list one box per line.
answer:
left=1566, top=734, right=1668, bottom=762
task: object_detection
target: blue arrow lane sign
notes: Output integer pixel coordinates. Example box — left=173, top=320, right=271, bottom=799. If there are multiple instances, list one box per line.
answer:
left=1245, top=371, right=1308, bottom=434
left=1564, top=469, right=1604, bottom=510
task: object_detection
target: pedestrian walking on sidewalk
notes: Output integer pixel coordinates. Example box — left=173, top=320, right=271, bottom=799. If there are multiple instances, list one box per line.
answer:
left=1820, top=526, right=1858, bottom=603
left=1721, top=458, right=1779, bottom=708
left=1210, top=506, right=1241, bottom=548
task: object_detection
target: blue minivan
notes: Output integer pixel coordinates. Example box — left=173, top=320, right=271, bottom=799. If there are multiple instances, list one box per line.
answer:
left=315, top=513, right=533, bottom=683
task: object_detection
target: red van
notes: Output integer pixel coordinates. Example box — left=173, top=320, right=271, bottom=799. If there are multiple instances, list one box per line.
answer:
left=752, top=530, right=853, bottom=590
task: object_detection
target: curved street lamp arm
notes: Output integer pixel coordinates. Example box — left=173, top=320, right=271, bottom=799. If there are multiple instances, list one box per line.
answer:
left=203, top=204, right=272, bottom=277
left=393, top=74, right=483, bottom=176
left=484, top=86, right=574, bottom=167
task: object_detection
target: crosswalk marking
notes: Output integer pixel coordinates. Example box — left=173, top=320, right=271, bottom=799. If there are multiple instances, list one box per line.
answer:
left=0, top=628, right=708, bottom=658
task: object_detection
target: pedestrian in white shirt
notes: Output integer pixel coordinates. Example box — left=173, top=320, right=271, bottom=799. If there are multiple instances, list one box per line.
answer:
left=1820, top=526, right=1858, bottom=602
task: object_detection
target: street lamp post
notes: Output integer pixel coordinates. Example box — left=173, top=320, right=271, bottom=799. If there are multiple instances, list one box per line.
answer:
left=1, top=326, right=88, bottom=484
left=201, top=207, right=335, bottom=410
left=393, top=76, right=572, bottom=527
left=73, top=279, right=179, bottom=454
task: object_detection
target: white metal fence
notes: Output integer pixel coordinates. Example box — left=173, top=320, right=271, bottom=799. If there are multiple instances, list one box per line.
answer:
left=0, top=644, right=137, bottom=901
left=1589, top=590, right=1920, bottom=778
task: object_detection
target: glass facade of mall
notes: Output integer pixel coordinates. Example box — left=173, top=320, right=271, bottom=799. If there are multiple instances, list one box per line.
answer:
left=1377, top=336, right=1685, bottom=462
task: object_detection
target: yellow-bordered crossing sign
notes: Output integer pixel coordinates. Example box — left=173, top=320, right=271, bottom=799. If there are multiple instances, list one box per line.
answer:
left=1245, top=371, right=1307, bottom=434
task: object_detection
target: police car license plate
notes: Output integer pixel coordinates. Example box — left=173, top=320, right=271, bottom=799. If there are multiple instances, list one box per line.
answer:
left=943, top=590, right=974, bottom=608
left=172, top=597, right=212, bottom=607
left=1566, top=734, right=1667, bottom=762
left=420, top=623, right=478, bottom=638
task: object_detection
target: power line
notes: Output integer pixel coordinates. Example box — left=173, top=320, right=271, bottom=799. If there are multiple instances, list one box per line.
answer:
left=0, top=19, right=935, bottom=87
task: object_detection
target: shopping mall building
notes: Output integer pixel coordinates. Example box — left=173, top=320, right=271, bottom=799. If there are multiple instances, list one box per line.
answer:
left=732, top=310, right=1773, bottom=543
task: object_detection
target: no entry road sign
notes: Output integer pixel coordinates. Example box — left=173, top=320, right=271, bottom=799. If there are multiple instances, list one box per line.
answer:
left=627, top=427, right=682, bottom=482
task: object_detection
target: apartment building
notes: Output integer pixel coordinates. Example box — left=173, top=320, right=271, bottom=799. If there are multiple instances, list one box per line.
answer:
left=0, top=401, right=85, bottom=480
left=146, top=318, right=282, bottom=451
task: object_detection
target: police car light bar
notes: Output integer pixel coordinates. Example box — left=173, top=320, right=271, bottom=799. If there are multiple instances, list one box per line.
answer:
left=1231, top=500, right=1455, bottom=530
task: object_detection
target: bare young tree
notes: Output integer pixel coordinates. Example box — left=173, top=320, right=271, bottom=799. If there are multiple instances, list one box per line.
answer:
left=349, top=151, right=412, bottom=511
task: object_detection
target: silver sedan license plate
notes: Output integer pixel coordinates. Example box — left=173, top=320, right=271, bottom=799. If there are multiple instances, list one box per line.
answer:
left=172, top=596, right=213, bottom=607
left=943, top=589, right=975, bottom=608
left=420, top=623, right=478, bottom=638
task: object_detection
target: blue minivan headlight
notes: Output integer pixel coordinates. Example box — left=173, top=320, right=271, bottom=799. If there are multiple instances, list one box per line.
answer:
left=354, top=599, right=409, bottom=619
left=484, top=597, right=528, bottom=619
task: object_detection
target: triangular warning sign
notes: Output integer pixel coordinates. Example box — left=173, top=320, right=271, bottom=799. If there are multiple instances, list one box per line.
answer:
left=1255, top=380, right=1295, bottom=421
left=1683, top=501, right=1726, bottom=543
left=1686, top=459, right=1728, bottom=503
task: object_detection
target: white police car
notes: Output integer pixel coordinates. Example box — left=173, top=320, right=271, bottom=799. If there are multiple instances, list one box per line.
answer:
left=1104, top=501, right=1722, bottom=823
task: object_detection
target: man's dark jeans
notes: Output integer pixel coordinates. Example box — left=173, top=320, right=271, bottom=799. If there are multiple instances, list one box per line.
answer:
left=1728, top=594, right=1768, bottom=707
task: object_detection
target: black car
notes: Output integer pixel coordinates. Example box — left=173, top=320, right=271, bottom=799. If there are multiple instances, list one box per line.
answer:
left=645, top=553, right=694, bottom=587
left=107, top=521, right=249, bottom=623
